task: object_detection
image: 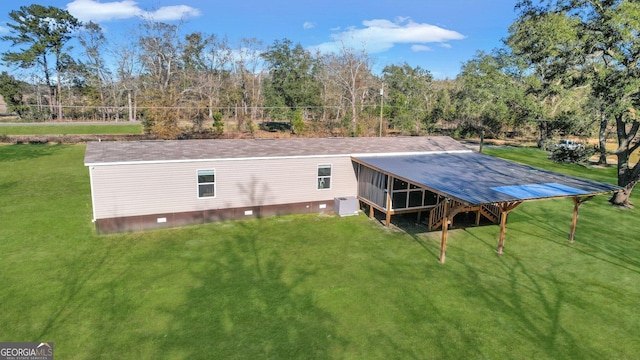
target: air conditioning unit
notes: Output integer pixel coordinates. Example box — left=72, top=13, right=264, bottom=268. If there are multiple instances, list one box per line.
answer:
left=334, top=196, right=359, bottom=217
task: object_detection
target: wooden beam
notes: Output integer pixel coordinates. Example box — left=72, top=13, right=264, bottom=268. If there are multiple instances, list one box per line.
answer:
left=385, top=175, right=393, bottom=227
left=568, top=196, right=595, bottom=243
left=497, top=211, right=508, bottom=256
left=439, top=199, right=450, bottom=264
left=496, top=201, right=523, bottom=256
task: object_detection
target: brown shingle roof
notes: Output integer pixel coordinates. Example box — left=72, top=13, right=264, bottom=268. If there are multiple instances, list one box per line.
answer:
left=84, top=136, right=470, bottom=165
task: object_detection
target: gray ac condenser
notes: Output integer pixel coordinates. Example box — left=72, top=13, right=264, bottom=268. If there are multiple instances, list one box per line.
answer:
left=334, top=196, right=359, bottom=217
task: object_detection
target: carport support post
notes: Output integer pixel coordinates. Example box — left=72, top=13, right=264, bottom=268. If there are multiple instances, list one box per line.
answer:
left=497, top=211, right=508, bottom=256
left=439, top=199, right=450, bottom=264
left=496, top=201, right=522, bottom=256
left=569, top=196, right=594, bottom=243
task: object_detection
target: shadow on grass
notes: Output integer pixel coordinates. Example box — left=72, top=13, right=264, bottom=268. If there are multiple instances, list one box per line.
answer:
left=452, top=256, right=597, bottom=359
left=510, top=201, right=640, bottom=274
left=0, top=144, right=66, bottom=163
left=156, top=221, right=344, bottom=359
left=0, top=180, right=18, bottom=193
left=511, top=223, right=640, bottom=274
left=33, top=242, right=114, bottom=340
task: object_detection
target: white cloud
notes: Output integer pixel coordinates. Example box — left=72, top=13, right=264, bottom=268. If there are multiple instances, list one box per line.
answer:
left=142, top=5, right=201, bottom=21
left=310, top=17, right=465, bottom=54
left=66, top=0, right=201, bottom=22
left=411, top=45, right=431, bottom=52
left=0, top=25, right=8, bottom=34
left=439, top=43, right=452, bottom=49
left=303, top=21, right=315, bottom=30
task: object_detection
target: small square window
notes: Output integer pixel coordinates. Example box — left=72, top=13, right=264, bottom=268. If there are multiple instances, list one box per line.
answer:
left=198, top=170, right=215, bottom=198
left=317, top=164, right=332, bottom=190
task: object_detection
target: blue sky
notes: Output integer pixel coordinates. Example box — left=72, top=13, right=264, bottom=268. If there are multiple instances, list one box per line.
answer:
left=0, top=0, right=520, bottom=79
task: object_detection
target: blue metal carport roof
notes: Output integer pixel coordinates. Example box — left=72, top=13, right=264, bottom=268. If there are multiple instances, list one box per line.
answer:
left=353, top=152, right=621, bottom=205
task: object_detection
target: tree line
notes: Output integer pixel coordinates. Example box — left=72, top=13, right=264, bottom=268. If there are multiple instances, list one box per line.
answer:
left=1, top=2, right=639, bottom=205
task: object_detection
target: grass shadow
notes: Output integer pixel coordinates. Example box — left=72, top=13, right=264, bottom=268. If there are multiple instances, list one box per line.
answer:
left=453, top=257, right=600, bottom=359
left=156, top=220, right=344, bottom=359
left=0, top=144, right=67, bottom=163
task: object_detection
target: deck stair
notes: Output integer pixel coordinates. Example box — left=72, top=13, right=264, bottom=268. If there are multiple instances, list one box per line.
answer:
left=428, top=200, right=501, bottom=230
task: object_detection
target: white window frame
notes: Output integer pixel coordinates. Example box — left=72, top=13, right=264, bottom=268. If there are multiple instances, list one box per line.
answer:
left=317, top=164, right=332, bottom=190
left=197, top=169, right=216, bottom=199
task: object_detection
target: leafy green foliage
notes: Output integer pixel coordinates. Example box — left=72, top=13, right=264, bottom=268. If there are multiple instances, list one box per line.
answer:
left=549, top=145, right=595, bottom=165
left=0, top=72, right=27, bottom=114
left=510, top=0, right=640, bottom=205
left=261, top=39, right=322, bottom=117
left=1, top=5, right=81, bottom=70
left=456, top=51, right=537, bottom=137
left=1, top=4, right=81, bottom=120
left=212, top=111, right=224, bottom=136
left=290, top=109, right=305, bottom=134
left=382, top=63, right=433, bottom=134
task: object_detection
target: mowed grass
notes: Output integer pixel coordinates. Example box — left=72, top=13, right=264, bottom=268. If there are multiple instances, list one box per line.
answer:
left=0, top=144, right=638, bottom=359
left=0, top=123, right=142, bottom=135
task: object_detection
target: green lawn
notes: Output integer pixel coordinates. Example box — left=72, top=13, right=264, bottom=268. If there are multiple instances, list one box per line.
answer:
left=0, top=123, right=142, bottom=135
left=0, top=144, right=638, bottom=359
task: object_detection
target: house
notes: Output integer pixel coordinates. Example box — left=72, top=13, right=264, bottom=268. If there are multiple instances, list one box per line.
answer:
left=85, top=136, right=620, bottom=262
left=85, top=136, right=468, bottom=232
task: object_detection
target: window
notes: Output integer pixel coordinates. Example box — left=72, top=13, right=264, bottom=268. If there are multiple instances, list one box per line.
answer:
left=390, top=179, right=431, bottom=210
left=197, top=170, right=215, bottom=198
left=317, top=164, right=332, bottom=190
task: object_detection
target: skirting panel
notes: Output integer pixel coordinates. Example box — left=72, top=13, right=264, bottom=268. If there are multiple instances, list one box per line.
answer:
left=95, top=200, right=335, bottom=234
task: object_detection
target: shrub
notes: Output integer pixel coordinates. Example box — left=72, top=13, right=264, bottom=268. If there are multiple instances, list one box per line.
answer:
left=290, top=110, right=305, bottom=134
left=538, top=138, right=556, bottom=151
left=212, top=111, right=224, bottom=136
left=549, top=145, right=595, bottom=165
left=259, top=121, right=291, bottom=132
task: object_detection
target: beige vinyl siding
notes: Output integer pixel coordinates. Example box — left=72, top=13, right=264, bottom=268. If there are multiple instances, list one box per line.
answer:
left=90, top=156, right=357, bottom=219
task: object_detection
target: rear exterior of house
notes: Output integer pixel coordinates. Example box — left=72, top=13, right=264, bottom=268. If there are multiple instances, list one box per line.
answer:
left=85, top=136, right=468, bottom=233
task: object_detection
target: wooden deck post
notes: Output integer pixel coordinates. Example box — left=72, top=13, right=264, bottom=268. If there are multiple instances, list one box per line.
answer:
left=497, top=211, right=508, bottom=256
left=439, top=200, right=450, bottom=264
left=569, top=196, right=594, bottom=243
left=385, top=175, right=393, bottom=227
left=495, top=201, right=522, bottom=256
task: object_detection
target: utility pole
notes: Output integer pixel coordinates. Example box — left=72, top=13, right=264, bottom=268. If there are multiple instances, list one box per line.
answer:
left=379, top=85, right=384, bottom=137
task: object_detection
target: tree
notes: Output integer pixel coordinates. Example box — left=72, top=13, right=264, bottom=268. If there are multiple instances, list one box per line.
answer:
left=506, top=10, right=589, bottom=144
left=382, top=63, right=433, bottom=134
left=180, top=32, right=212, bottom=132
left=136, top=20, right=183, bottom=137
left=509, top=0, right=640, bottom=207
left=229, top=37, right=265, bottom=131
left=78, top=21, right=114, bottom=120
left=0, top=71, right=28, bottom=115
left=112, top=35, right=143, bottom=122
left=320, top=42, right=373, bottom=135
left=456, top=51, right=535, bottom=144
left=261, top=39, right=322, bottom=122
left=1, top=4, right=81, bottom=120
left=199, top=34, right=233, bottom=120
left=430, top=80, right=457, bottom=125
